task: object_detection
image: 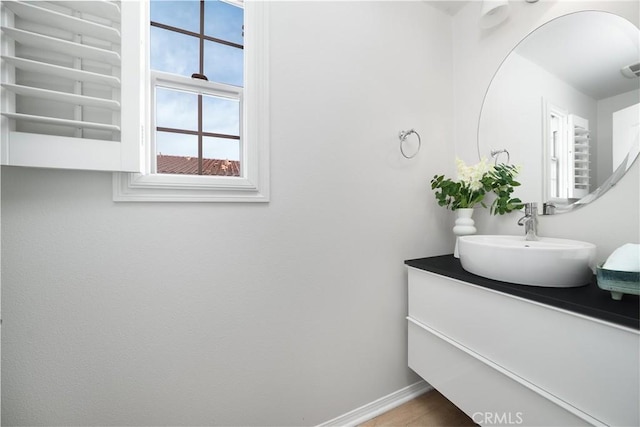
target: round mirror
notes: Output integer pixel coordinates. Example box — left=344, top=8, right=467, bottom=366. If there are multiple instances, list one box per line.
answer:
left=478, top=11, right=640, bottom=214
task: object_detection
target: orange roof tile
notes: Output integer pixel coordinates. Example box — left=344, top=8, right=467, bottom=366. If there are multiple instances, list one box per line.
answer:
left=156, top=155, right=240, bottom=176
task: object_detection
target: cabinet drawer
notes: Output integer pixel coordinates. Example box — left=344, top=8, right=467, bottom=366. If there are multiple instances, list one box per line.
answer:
left=407, top=267, right=639, bottom=426
left=408, top=319, right=592, bottom=426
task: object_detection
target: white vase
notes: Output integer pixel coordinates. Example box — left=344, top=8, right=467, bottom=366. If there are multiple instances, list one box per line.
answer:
left=453, top=208, right=476, bottom=258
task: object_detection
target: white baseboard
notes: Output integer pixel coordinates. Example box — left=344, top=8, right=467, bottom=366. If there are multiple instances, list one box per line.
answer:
left=317, top=380, right=433, bottom=427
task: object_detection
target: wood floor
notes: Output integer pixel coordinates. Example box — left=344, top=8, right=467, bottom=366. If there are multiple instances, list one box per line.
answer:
left=360, top=390, right=477, bottom=427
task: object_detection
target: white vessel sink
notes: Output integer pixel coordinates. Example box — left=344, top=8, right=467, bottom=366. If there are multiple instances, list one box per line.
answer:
left=458, top=235, right=596, bottom=287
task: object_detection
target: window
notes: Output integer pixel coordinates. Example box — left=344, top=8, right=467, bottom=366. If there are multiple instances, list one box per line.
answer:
left=150, top=0, right=243, bottom=177
left=1, top=0, right=268, bottom=201
left=116, top=0, right=269, bottom=202
left=543, top=100, right=591, bottom=204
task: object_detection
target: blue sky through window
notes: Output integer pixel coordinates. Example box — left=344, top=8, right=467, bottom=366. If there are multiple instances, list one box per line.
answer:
left=150, top=0, right=200, bottom=33
left=150, top=0, right=243, bottom=162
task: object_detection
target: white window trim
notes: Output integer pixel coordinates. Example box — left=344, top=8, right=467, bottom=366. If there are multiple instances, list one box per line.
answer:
left=113, top=0, right=269, bottom=202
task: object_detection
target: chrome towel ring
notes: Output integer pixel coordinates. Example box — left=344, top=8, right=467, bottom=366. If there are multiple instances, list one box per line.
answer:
left=399, top=129, right=421, bottom=159
left=490, top=148, right=510, bottom=165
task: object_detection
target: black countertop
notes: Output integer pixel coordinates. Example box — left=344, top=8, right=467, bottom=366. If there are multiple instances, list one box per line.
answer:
left=405, top=255, right=640, bottom=330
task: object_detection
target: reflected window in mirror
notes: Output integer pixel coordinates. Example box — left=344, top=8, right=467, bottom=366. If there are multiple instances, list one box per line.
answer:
left=478, top=11, right=640, bottom=214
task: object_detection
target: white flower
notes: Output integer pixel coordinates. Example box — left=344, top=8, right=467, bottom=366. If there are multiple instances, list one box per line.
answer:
left=456, top=157, right=490, bottom=191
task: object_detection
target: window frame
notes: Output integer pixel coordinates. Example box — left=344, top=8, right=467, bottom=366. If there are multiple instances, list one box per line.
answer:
left=113, top=0, right=269, bottom=202
left=150, top=71, right=244, bottom=176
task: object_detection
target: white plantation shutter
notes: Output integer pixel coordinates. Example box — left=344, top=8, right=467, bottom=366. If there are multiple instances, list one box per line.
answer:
left=1, top=0, right=143, bottom=172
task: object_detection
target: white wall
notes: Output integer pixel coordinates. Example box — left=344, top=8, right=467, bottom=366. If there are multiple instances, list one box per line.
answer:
left=479, top=52, right=598, bottom=203
left=1, top=2, right=455, bottom=425
left=453, top=0, right=640, bottom=261
left=597, top=89, right=640, bottom=181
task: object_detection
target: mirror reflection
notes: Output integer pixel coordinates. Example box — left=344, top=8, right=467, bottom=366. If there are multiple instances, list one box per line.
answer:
left=478, top=11, right=640, bottom=214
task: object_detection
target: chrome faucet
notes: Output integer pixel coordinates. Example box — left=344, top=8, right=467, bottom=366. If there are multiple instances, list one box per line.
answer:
left=517, top=202, right=539, bottom=241
left=543, top=202, right=556, bottom=215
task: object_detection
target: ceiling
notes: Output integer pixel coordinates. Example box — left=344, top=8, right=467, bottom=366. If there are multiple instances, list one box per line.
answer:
left=516, top=11, right=640, bottom=100
left=422, top=3, right=639, bottom=100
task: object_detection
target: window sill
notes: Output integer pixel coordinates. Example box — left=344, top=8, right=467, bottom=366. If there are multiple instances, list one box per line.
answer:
left=112, top=172, right=269, bottom=202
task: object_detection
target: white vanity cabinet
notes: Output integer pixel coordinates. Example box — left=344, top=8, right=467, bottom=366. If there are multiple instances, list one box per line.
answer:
left=406, top=263, right=640, bottom=427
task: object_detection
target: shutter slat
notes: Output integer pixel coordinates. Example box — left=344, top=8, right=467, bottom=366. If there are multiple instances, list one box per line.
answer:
left=1, top=26, right=121, bottom=65
left=1, top=112, right=120, bottom=132
left=2, top=56, right=120, bottom=88
left=48, top=1, right=121, bottom=23
left=2, top=83, right=121, bottom=110
left=3, top=1, right=121, bottom=43
left=1, top=0, right=144, bottom=172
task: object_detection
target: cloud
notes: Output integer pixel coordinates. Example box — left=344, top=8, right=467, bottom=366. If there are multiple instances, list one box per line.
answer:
left=204, top=0, right=244, bottom=45
left=203, top=95, right=240, bottom=134
left=156, top=132, right=240, bottom=161
left=204, top=41, right=243, bottom=86
left=155, top=88, right=198, bottom=130
left=150, top=0, right=200, bottom=33
left=150, top=26, right=199, bottom=76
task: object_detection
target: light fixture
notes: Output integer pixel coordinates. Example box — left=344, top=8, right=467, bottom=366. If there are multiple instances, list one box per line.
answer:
left=479, top=0, right=510, bottom=29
